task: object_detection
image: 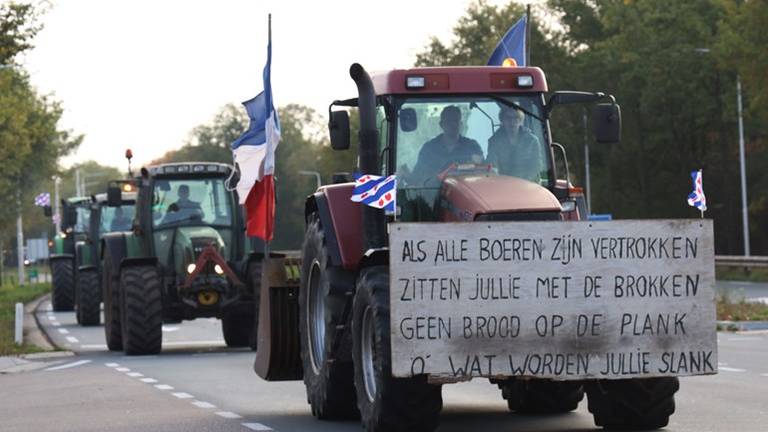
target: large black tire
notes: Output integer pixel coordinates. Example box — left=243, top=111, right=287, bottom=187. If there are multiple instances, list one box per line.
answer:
left=76, top=269, right=101, bottom=326
left=248, top=260, right=262, bottom=351
left=498, top=379, right=584, bottom=414
left=352, top=266, right=443, bottom=432
left=51, top=258, right=75, bottom=311
left=102, top=249, right=123, bottom=351
left=299, top=214, right=358, bottom=419
left=222, top=311, right=254, bottom=347
left=586, top=377, right=679, bottom=430
left=120, top=265, right=163, bottom=355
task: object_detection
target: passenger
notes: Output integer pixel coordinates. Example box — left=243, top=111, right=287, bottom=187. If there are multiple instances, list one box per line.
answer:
left=411, top=105, right=484, bottom=184
left=486, top=106, right=542, bottom=181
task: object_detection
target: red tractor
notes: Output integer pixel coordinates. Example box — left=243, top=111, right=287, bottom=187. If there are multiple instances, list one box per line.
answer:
left=254, top=64, right=690, bottom=431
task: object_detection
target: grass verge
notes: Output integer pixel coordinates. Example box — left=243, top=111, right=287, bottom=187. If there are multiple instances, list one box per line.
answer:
left=716, top=266, right=768, bottom=283
left=0, top=281, right=51, bottom=356
left=717, top=293, right=768, bottom=322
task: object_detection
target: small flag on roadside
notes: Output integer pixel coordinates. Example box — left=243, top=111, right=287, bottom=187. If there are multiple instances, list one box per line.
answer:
left=52, top=213, right=61, bottom=225
left=351, top=174, right=396, bottom=212
left=34, top=192, right=50, bottom=207
left=687, top=170, right=706, bottom=212
left=488, top=15, right=527, bottom=67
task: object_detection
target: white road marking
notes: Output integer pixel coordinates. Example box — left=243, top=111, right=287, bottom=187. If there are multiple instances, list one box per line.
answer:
left=760, top=373, right=768, bottom=377
left=65, top=336, right=79, bottom=343
left=46, top=314, right=55, bottom=320
left=718, top=362, right=728, bottom=366
left=162, top=326, right=179, bottom=332
left=191, top=401, right=216, bottom=409
left=140, top=378, right=158, bottom=383
left=727, top=337, right=762, bottom=341
left=51, top=322, right=61, bottom=327
left=116, top=367, right=130, bottom=372
left=162, top=340, right=226, bottom=347
left=81, top=344, right=108, bottom=349
left=172, top=392, right=194, bottom=399
left=242, top=423, right=274, bottom=431
left=45, top=304, right=52, bottom=312
left=155, top=384, right=174, bottom=390
left=126, top=372, right=144, bottom=377
left=720, top=367, right=747, bottom=372
left=45, top=360, right=92, bottom=371
left=215, top=411, right=242, bottom=419
left=105, top=363, right=120, bottom=368
left=57, top=328, right=69, bottom=334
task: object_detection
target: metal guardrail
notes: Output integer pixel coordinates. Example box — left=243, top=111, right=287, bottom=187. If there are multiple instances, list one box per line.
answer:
left=715, top=255, right=768, bottom=268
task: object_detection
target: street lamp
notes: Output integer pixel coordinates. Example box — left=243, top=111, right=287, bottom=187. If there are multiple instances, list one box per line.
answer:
left=299, top=170, right=322, bottom=190
left=694, top=48, right=750, bottom=256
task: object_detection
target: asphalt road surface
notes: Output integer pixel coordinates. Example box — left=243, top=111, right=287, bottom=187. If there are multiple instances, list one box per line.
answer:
left=716, top=280, right=768, bottom=303
left=1, top=300, right=767, bottom=432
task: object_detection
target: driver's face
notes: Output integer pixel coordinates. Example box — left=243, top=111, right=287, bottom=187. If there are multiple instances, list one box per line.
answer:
left=440, top=112, right=461, bottom=138
left=178, top=188, right=189, bottom=199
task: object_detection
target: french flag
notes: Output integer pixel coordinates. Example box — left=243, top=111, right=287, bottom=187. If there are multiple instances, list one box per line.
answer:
left=231, top=16, right=280, bottom=241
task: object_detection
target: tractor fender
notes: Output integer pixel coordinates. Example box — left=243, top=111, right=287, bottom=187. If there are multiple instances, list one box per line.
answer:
left=78, top=264, right=97, bottom=272
left=120, top=257, right=158, bottom=270
left=50, top=254, right=74, bottom=261
left=359, top=247, right=389, bottom=269
left=75, top=241, right=93, bottom=268
left=304, top=183, right=363, bottom=271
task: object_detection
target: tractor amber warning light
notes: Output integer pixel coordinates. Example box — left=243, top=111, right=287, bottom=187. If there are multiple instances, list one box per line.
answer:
left=122, top=183, right=133, bottom=192
left=517, top=75, right=534, bottom=87
left=502, top=58, right=518, bottom=67
left=406, top=76, right=425, bottom=89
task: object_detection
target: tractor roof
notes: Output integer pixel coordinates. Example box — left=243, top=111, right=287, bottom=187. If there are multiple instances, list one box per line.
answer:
left=144, top=162, right=233, bottom=177
left=65, top=196, right=91, bottom=205
left=93, top=192, right=137, bottom=204
left=370, top=66, right=547, bottom=96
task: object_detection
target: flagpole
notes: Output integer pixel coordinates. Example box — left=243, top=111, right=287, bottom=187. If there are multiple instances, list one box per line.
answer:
left=700, top=169, right=704, bottom=219
left=525, top=4, right=531, bottom=66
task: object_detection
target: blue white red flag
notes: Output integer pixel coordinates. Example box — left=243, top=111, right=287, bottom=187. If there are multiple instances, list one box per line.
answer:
left=231, top=15, right=280, bottom=241
left=351, top=174, right=396, bottom=212
left=687, top=170, right=707, bottom=212
left=488, top=15, right=527, bottom=67
left=34, top=192, right=50, bottom=207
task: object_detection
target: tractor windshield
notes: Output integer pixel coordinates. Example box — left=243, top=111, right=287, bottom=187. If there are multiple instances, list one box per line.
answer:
left=151, top=178, right=233, bottom=228
left=394, top=94, right=550, bottom=221
left=74, top=206, right=91, bottom=233
left=100, top=204, right=135, bottom=234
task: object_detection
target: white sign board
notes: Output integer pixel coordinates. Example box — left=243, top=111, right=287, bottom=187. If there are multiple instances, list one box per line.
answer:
left=389, top=220, right=717, bottom=382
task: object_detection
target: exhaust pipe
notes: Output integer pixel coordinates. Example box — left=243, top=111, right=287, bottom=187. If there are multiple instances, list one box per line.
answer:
left=349, top=63, right=386, bottom=250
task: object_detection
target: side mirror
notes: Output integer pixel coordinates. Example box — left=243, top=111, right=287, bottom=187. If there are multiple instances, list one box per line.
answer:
left=329, top=110, right=350, bottom=150
left=107, top=185, right=122, bottom=207
left=593, top=103, right=621, bottom=143
left=399, top=108, right=418, bottom=132
left=63, top=206, right=77, bottom=227
left=332, top=172, right=351, bottom=184
left=43, top=206, right=52, bottom=217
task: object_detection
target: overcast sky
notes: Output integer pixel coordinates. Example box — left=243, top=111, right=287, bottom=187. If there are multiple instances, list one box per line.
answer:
left=21, top=0, right=522, bottom=169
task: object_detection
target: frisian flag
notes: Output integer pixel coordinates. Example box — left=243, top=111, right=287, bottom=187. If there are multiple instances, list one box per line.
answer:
left=34, top=192, right=50, bottom=207
left=687, top=170, right=707, bottom=212
left=487, top=15, right=527, bottom=67
left=231, top=15, right=280, bottom=241
left=351, top=174, right=396, bottom=212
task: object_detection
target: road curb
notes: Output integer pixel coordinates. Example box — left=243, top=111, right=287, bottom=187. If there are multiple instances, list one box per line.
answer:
left=28, top=293, right=58, bottom=351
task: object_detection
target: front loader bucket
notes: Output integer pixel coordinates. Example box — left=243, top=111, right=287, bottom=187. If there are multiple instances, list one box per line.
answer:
left=254, top=252, right=302, bottom=381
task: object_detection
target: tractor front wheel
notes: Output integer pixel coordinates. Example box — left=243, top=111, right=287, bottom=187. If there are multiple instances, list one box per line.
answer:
left=120, top=265, right=163, bottom=355
left=352, top=266, right=443, bottom=432
left=76, top=269, right=101, bottom=326
left=222, top=311, right=254, bottom=347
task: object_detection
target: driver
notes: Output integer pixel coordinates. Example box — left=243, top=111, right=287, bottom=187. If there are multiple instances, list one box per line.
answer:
left=110, top=207, right=132, bottom=231
left=486, top=106, right=542, bottom=181
left=164, top=184, right=203, bottom=223
left=410, top=105, right=483, bottom=184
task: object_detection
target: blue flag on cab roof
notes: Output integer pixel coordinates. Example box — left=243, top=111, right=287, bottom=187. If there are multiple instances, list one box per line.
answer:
left=488, top=15, right=527, bottom=67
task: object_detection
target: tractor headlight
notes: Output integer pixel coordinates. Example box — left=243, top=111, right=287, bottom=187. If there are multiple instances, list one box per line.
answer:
left=214, top=264, right=224, bottom=275
left=186, top=263, right=196, bottom=274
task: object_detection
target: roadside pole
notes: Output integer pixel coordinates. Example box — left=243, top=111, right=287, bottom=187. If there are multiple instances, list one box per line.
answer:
left=54, top=176, right=61, bottom=234
left=15, top=303, right=23, bottom=345
left=16, top=188, right=25, bottom=286
left=736, top=75, right=750, bottom=256
left=583, top=108, right=591, bottom=215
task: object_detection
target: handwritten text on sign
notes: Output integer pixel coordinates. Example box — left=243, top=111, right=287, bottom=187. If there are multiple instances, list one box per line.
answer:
left=389, top=220, right=717, bottom=382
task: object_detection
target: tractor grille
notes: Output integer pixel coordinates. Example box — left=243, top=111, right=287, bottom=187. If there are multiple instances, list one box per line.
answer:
left=474, top=212, right=561, bottom=222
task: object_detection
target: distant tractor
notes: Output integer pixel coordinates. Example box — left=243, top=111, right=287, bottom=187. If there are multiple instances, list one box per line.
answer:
left=47, top=197, right=91, bottom=312
left=73, top=182, right=136, bottom=326
left=101, top=162, right=263, bottom=355
left=251, top=63, right=718, bottom=432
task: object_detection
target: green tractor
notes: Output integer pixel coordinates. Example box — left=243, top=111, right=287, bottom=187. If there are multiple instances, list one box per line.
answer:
left=74, top=182, right=136, bottom=326
left=101, top=162, right=263, bottom=355
left=48, top=197, right=91, bottom=312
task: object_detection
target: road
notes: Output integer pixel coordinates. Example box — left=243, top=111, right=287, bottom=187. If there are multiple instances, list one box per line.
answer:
left=716, top=280, right=768, bottom=303
left=1, top=300, right=767, bottom=432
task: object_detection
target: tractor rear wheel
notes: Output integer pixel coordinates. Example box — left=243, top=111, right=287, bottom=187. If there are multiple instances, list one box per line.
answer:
left=76, top=269, right=101, bottom=326
left=120, top=265, right=163, bottom=355
left=222, top=311, right=254, bottom=347
left=498, top=379, right=584, bottom=414
left=586, top=377, right=679, bottom=430
left=352, top=266, right=443, bottom=432
left=299, top=214, right=358, bottom=419
left=102, top=249, right=122, bottom=351
left=51, top=258, right=75, bottom=311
